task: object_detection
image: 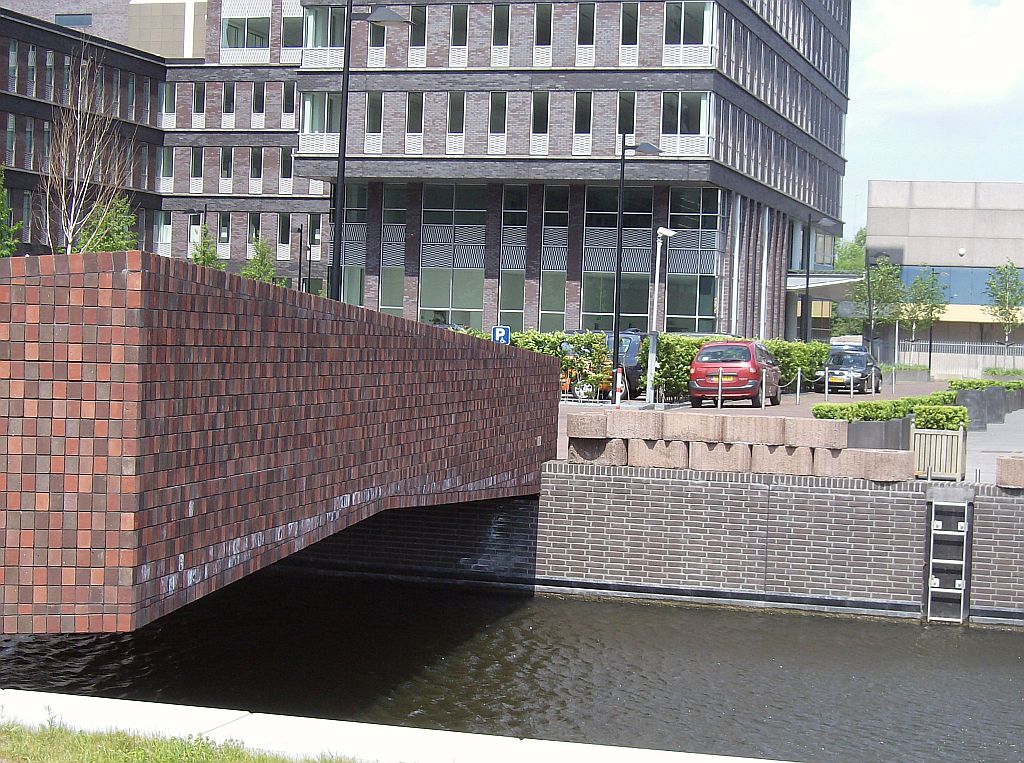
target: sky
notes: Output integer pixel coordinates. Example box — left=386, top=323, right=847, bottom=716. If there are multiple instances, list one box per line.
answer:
left=840, top=0, right=1024, bottom=234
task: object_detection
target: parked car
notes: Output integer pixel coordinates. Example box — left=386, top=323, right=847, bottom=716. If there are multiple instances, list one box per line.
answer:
left=813, top=349, right=882, bottom=393
left=688, top=340, right=781, bottom=407
left=565, top=329, right=644, bottom=399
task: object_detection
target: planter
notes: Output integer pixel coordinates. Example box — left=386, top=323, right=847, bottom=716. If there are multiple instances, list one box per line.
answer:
left=955, top=389, right=988, bottom=431
left=912, top=426, right=967, bottom=481
left=981, top=387, right=1006, bottom=424
left=894, top=369, right=931, bottom=383
left=848, top=416, right=912, bottom=450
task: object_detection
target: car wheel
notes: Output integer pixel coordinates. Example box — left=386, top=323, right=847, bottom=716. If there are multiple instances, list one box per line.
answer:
left=875, top=374, right=882, bottom=393
left=573, top=381, right=596, bottom=401
left=751, top=390, right=762, bottom=407
left=690, top=397, right=704, bottom=408
left=769, top=387, right=781, bottom=406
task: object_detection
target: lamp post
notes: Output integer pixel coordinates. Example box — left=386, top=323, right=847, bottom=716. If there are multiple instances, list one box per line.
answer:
left=327, top=4, right=409, bottom=301
left=612, top=136, right=660, bottom=404
left=645, top=226, right=676, bottom=405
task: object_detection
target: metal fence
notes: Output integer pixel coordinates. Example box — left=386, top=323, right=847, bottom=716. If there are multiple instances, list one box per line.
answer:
left=899, top=341, right=1024, bottom=377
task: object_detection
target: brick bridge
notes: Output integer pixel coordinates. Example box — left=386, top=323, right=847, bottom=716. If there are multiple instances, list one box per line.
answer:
left=1, top=252, right=559, bottom=634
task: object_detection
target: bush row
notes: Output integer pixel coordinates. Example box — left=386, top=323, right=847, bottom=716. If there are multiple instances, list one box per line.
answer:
left=914, top=405, right=969, bottom=431
left=981, top=367, right=1024, bottom=377
left=948, top=379, right=1024, bottom=391
left=811, top=391, right=959, bottom=424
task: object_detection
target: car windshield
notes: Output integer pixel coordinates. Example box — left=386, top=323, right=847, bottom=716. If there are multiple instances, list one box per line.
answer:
left=697, top=346, right=751, bottom=363
left=827, top=353, right=866, bottom=369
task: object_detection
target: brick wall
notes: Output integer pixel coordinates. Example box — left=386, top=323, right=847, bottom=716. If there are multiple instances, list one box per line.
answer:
left=1, top=251, right=559, bottom=634
left=284, top=462, right=1024, bottom=626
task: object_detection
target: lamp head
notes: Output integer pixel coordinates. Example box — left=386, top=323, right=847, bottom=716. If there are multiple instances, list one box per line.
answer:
left=627, top=141, right=661, bottom=156
left=364, top=6, right=411, bottom=25
left=957, top=247, right=967, bottom=258
left=657, top=227, right=677, bottom=238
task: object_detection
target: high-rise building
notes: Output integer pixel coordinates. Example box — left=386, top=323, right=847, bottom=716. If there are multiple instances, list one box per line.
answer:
left=2, top=0, right=850, bottom=336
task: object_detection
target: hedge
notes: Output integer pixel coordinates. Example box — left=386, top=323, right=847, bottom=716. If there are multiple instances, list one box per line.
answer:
left=812, top=392, right=958, bottom=422
left=914, top=405, right=969, bottom=431
left=982, top=367, right=1024, bottom=377
left=948, top=379, right=1024, bottom=391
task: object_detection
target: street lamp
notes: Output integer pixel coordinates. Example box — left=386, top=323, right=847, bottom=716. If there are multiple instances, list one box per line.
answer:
left=612, top=137, right=660, bottom=404
left=801, top=214, right=837, bottom=342
left=327, top=4, right=409, bottom=302
left=645, top=226, right=676, bottom=405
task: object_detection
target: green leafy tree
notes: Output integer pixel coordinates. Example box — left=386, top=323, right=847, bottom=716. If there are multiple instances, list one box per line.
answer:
left=833, top=226, right=866, bottom=273
left=240, top=237, right=286, bottom=285
left=851, top=258, right=905, bottom=331
left=984, top=261, right=1024, bottom=349
left=901, top=269, right=948, bottom=341
left=74, top=194, right=137, bottom=252
left=189, top=224, right=225, bottom=271
left=0, top=166, right=22, bottom=258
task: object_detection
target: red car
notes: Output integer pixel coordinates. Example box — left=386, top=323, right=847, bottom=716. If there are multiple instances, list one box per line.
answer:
left=688, top=340, right=781, bottom=407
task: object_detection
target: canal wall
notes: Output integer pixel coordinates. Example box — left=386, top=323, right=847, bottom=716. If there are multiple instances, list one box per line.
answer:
left=287, top=463, right=1024, bottom=626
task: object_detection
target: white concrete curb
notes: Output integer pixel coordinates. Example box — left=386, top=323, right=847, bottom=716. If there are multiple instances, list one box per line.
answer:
left=0, top=689, right=793, bottom=763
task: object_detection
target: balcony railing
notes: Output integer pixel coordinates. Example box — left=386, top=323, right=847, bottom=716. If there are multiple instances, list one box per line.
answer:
left=663, top=44, right=715, bottom=67
left=301, top=47, right=345, bottom=69
left=220, top=47, right=271, bottom=65
left=298, top=133, right=340, bottom=154
left=659, top=134, right=713, bottom=156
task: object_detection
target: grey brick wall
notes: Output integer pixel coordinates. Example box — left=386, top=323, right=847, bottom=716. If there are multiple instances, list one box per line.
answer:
left=284, top=462, right=1024, bottom=626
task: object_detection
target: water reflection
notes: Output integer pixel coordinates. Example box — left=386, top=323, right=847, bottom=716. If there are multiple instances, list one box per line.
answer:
left=2, top=568, right=1022, bottom=763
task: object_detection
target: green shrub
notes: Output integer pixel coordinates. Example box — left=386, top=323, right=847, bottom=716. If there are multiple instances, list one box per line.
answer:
left=510, top=330, right=611, bottom=391
left=982, top=366, right=1024, bottom=377
left=811, top=391, right=958, bottom=422
left=914, top=405, right=968, bottom=431
left=948, top=379, right=1024, bottom=391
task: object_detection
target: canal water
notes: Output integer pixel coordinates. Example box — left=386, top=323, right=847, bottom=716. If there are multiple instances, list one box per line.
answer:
left=2, top=567, right=1022, bottom=763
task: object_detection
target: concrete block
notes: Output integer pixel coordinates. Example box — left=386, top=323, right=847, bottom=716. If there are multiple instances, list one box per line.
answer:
left=784, top=417, right=848, bottom=449
left=813, top=448, right=915, bottom=482
left=662, top=412, right=723, bottom=442
left=627, top=439, right=688, bottom=469
left=751, top=444, right=813, bottom=476
left=606, top=410, right=663, bottom=440
left=956, top=389, right=988, bottom=431
left=995, top=455, right=1024, bottom=489
left=566, top=412, right=607, bottom=439
left=568, top=438, right=627, bottom=466
left=688, top=441, right=751, bottom=472
left=982, top=386, right=1006, bottom=424
left=722, top=415, right=786, bottom=445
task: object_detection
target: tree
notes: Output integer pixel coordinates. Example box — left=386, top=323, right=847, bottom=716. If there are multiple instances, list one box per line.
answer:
left=39, top=52, right=135, bottom=254
left=851, top=258, right=905, bottom=329
left=0, top=166, right=22, bottom=258
left=834, top=226, right=866, bottom=273
left=901, top=269, right=948, bottom=342
left=240, top=237, right=285, bottom=285
left=189, top=224, right=225, bottom=271
left=75, top=193, right=137, bottom=252
left=984, top=261, right=1024, bottom=350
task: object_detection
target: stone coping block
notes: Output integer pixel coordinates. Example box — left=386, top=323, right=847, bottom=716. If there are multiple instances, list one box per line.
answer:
left=607, top=410, right=663, bottom=440
left=723, top=415, right=786, bottom=445
left=566, top=412, right=607, bottom=439
left=568, top=438, right=627, bottom=466
left=627, top=439, right=688, bottom=469
left=813, top=448, right=915, bottom=482
left=995, top=455, right=1024, bottom=489
left=751, top=444, right=814, bottom=476
left=662, top=412, right=723, bottom=443
left=688, top=441, right=752, bottom=472
left=785, top=417, right=848, bottom=449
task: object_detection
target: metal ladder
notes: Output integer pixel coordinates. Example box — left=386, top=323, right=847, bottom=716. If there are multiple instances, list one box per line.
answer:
left=927, top=501, right=970, bottom=624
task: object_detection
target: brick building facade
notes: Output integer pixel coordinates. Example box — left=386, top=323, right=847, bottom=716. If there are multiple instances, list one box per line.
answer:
left=2, top=0, right=849, bottom=338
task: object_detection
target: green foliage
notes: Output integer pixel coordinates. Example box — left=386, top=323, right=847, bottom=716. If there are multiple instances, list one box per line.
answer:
left=240, top=238, right=286, bottom=286
left=833, top=227, right=866, bottom=273
left=763, top=339, right=831, bottom=388
left=983, top=261, right=1024, bottom=343
left=189, top=224, right=226, bottom=271
left=454, top=326, right=488, bottom=340
left=901, top=270, right=948, bottom=340
left=949, top=378, right=1024, bottom=391
left=0, top=165, right=22, bottom=258
left=512, top=330, right=611, bottom=392
left=76, top=194, right=137, bottom=252
left=982, top=366, right=1024, bottom=377
left=914, top=405, right=968, bottom=431
left=811, top=391, right=958, bottom=422
left=848, top=258, right=905, bottom=328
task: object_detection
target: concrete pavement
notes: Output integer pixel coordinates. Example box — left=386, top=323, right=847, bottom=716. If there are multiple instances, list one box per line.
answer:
left=964, top=407, right=1024, bottom=483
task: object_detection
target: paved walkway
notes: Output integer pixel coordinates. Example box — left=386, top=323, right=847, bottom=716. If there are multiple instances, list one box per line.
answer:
left=964, top=408, right=1024, bottom=483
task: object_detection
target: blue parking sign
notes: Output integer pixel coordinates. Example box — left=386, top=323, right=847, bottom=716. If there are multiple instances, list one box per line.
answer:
left=491, top=325, right=511, bottom=345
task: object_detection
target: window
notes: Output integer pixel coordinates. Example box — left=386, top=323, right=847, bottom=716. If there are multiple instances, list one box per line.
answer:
left=574, top=92, right=592, bottom=135
left=661, top=91, right=709, bottom=135
left=540, top=270, right=566, bottom=331
left=301, top=92, right=343, bottom=132
left=252, top=82, right=265, bottom=114
left=220, top=147, right=233, bottom=179
left=281, top=148, right=293, bottom=179
left=586, top=185, right=651, bottom=229
left=503, top=184, right=528, bottom=228
left=493, top=4, right=510, bottom=46
left=26, top=46, right=36, bottom=95
left=127, top=73, right=136, bottom=113
left=310, top=213, right=322, bottom=243
left=55, top=13, right=92, bottom=27
left=138, top=144, right=148, bottom=187
left=665, top=2, right=707, bottom=44
left=448, top=92, right=465, bottom=134
left=7, top=42, right=17, bottom=92
left=42, top=123, right=51, bottom=166
left=45, top=52, right=55, bottom=99
left=621, top=2, right=639, bottom=45
left=499, top=270, right=525, bottom=332
left=141, top=76, right=151, bottom=121
left=544, top=185, right=569, bottom=227
left=222, top=17, right=270, bottom=48
left=282, top=17, right=303, bottom=48
left=223, top=82, right=235, bottom=113
left=218, top=212, right=231, bottom=244
left=304, top=6, right=346, bottom=47
left=668, top=187, right=719, bottom=231
left=535, top=4, right=552, bottom=45
left=366, top=91, right=383, bottom=133
left=618, top=91, right=636, bottom=135
left=369, top=23, right=385, bottom=51
left=666, top=275, right=716, bottom=332
left=111, top=69, right=120, bottom=113
left=24, top=119, right=33, bottom=170
left=279, top=213, right=291, bottom=245
left=422, top=183, right=486, bottom=225
left=154, top=211, right=171, bottom=244
left=190, top=147, right=203, bottom=179
left=532, top=92, right=549, bottom=134
left=250, top=147, right=263, bottom=178
left=489, top=92, right=506, bottom=134
left=157, top=146, right=172, bottom=179
left=284, top=82, right=296, bottom=114
left=193, top=82, right=205, bottom=114
left=160, top=82, right=175, bottom=114
left=380, top=185, right=406, bottom=316
left=248, top=212, right=261, bottom=242
left=188, top=213, right=202, bottom=247
left=583, top=272, right=649, bottom=331
left=407, top=92, right=423, bottom=133
left=410, top=6, right=427, bottom=47
left=5, top=114, right=15, bottom=161
left=578, top=3, right=595, bottom=45
left=451, top=4, right=469, bottom=46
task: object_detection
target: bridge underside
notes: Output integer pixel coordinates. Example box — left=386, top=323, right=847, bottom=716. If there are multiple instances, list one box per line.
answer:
left=1, top=252, right=559, bottom=634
